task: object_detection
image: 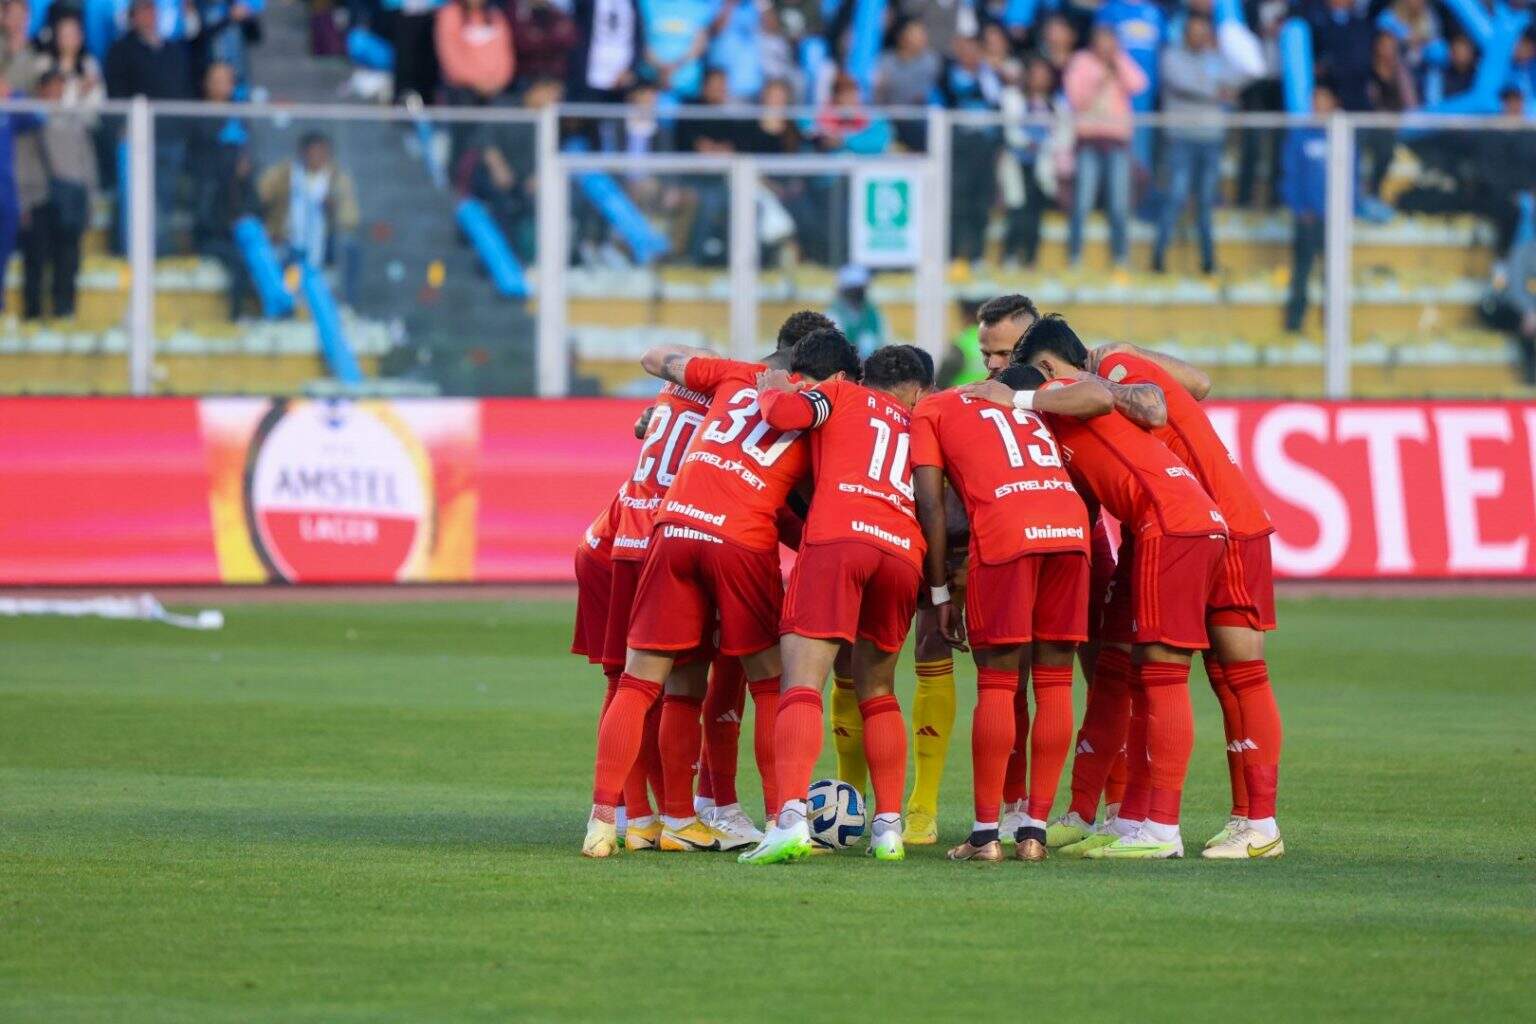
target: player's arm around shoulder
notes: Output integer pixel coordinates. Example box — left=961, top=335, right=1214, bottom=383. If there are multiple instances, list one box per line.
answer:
left=1094, top=343, right=1211, bottom=402
left=958, top=375, right=1114, bottom=419
left=639, top=343, right=721, bottom=387
left=756, top=370, right=825, bottom=430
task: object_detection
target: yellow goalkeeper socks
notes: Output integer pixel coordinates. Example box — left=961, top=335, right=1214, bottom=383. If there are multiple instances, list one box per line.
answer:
left=830, top=674, right=868, bottom=794
left=907, top=657, right=956, bottom=817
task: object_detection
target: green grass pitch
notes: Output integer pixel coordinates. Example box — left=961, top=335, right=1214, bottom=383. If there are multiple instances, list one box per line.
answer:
left=2, top=595, right=1534, bottom=1022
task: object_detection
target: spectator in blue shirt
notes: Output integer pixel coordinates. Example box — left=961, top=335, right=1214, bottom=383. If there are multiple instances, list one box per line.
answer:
left=706, top=0, right=760, bottom=100
left=641, top=0, right=719, bottom=100
left=1282, top=82, right=1333, bottom=332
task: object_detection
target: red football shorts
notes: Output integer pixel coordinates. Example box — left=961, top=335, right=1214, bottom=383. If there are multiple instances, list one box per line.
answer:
left=627, top=525, right=782, bottom=657
left=965, top=551, right=1090, bottom=648
left=1103, top=532, right=1226, bottom=650
left=571, top=543, right=612, bottom=663
left=1087, top=520, right=1118, bottom=641
left=780, top=540, right=920, bottom=653
left=602, top=557, right=644, bottom=670
left=1208, top=535, right=1278, bottom=631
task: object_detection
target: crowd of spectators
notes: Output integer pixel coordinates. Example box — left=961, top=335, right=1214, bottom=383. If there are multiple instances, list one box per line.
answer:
left=1, top=0, right=1534, bottom=354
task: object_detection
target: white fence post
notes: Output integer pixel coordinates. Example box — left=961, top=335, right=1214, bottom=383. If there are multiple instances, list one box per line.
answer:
left=915, top=108, right=950, bottom=360
left=127, top=96, right=154, bottom=395
left=728, top=158, right=759, bottom=359
left=1323, top=112, right=1354, bottom=399
left=535, top=103, right=569, bottom=397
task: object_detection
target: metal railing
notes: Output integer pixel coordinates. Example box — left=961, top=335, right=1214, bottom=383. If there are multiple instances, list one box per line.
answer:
left=0, top=100, right=1527, bottom=399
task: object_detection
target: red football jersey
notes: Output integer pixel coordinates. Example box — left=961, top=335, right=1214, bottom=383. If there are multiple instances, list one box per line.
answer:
left=612, top=383, right=713, bottom=561
left=1097, top=352, right=1273, bottom=539
left=652, top=358, right=811, bottom=551
left=761, top=378, right=924, bottom=569
left=1038, top=379, right=1226, bottom=539
left=910, top=388, right=1089, bottom=564
left=582, top=491, right=619, bottom=557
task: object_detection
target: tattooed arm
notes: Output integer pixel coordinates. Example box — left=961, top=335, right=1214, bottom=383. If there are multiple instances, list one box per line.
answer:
left=639, top=344, right=718, bottom=385
left=1097, top=376, right=1168, bottom=429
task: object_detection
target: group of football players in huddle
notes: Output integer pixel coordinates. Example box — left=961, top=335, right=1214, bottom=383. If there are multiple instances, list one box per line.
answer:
left=573, top=295, right=1286, bottom=865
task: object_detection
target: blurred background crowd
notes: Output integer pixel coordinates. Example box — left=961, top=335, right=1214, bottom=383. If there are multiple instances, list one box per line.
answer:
left=2, top=0, right=1535, bottom=394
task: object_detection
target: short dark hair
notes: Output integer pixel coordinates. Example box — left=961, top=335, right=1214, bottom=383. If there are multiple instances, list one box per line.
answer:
left=862, top=344, right=932, bottom=391
left=902, top=345, right=935, bottom=388
left=977, top=293, right=1040, bottom=327
left=791, top=327, right=861, bottom=381
left=776, top=310, right=836, bottom=352
left=298, top=131, right=331, bottom=154
left=1016, top=314, right=1089, bottom=369
left=999, top=364, right=1046, bottom=391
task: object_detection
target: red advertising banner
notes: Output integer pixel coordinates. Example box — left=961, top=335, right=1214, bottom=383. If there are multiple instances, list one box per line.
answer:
left=0, top=398, right=1532, bottom=583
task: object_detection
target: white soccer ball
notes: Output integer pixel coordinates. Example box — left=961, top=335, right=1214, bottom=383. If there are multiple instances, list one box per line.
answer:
left=807, top=778, right=865, bottom=850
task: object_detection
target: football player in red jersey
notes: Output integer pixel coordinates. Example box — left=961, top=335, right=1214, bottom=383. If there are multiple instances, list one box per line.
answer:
left=738, top=338, right=932, bottom=865
left=963, top=316, right=1229, bottom=860
left=694, top=312, right=836, bottom=840
left=901, top=297, right=1041, bottom=846
left=1086, top=342, right=1286, bottom=858
left=599, top=382, right=715, bottom=852
left=910, top=365, right=1111, bottom=863
left=582, top=338, right=854, bottom=858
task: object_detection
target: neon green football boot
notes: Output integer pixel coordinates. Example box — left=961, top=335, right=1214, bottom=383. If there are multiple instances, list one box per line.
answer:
left=738, top=821, right=813, bottom=865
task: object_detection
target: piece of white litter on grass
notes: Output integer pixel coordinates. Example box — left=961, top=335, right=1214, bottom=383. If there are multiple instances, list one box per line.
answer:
left=0, top=594, right=224, bottom=631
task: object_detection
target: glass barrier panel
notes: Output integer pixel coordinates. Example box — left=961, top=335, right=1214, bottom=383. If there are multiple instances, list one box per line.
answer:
left=755, top=169, right=918, bottom=360
left=1351, top=120, right=1527, bottom=396
left=946, top=115, right=1325, bottom=396
left=566, top=169, right=730, bottom=396
left=0, top=107, right=131, bottom=395
left=151, top=110, right=540, bottom=397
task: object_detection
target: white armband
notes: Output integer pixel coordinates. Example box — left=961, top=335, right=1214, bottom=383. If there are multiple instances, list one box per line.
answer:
left=1011, top=389, right=1036, bottom=411
left=930, top=585, right=952, bottom=605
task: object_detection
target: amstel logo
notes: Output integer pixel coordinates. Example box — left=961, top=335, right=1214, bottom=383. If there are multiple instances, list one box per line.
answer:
left=243, top=400, right=433, bottom=582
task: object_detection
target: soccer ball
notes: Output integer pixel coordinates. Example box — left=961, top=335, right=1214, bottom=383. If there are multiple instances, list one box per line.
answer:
left=807, top=779, right=865, bottom=850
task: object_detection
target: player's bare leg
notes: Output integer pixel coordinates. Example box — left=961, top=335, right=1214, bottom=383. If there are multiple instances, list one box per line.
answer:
left=583, top=649, right=677, bottom=857
left=738, top=635, right=835, bottom=865
left=904, top=607, right=956, bottom=845
left=852, top=639, right=909, bottom=862
left=949, top=641, right=1024, bottom=863
left=1202, top=624, right=1285, bottom=859
left=1087, top=642, right=1193, bottom=860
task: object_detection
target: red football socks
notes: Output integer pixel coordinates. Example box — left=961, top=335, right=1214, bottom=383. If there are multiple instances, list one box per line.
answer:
left=1027, top=664, right=1075, bottom=822
left=1118, top=665, right=1151, bottom=823
left=748, top=677, right=781, bottom=817
left=860, top=694, right=907, bottom=816
left=702, top=657, right=746, bottom=806
left=772, top=686, right=823, bottom=812
left=1104, top=748, right=1127, bottom=807
left=1205, top=655, right=1250, bottom=818
left=1224, top=659, right=1283, bottom=821
left=621, top=699, right=662, bottom=819
left=592, top=673, right=662, bottom=807
left=1141, top=661, right=1194, bottom=827
left=1002, top=679, right=1030, bottom=805
left=658, top=694, right=703, bottom=819
left=1068, top=646, right=1132, bottom=821
left=600, top=669, right=620, bottom=727
left=972, top=667, right=1019, bottom=823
